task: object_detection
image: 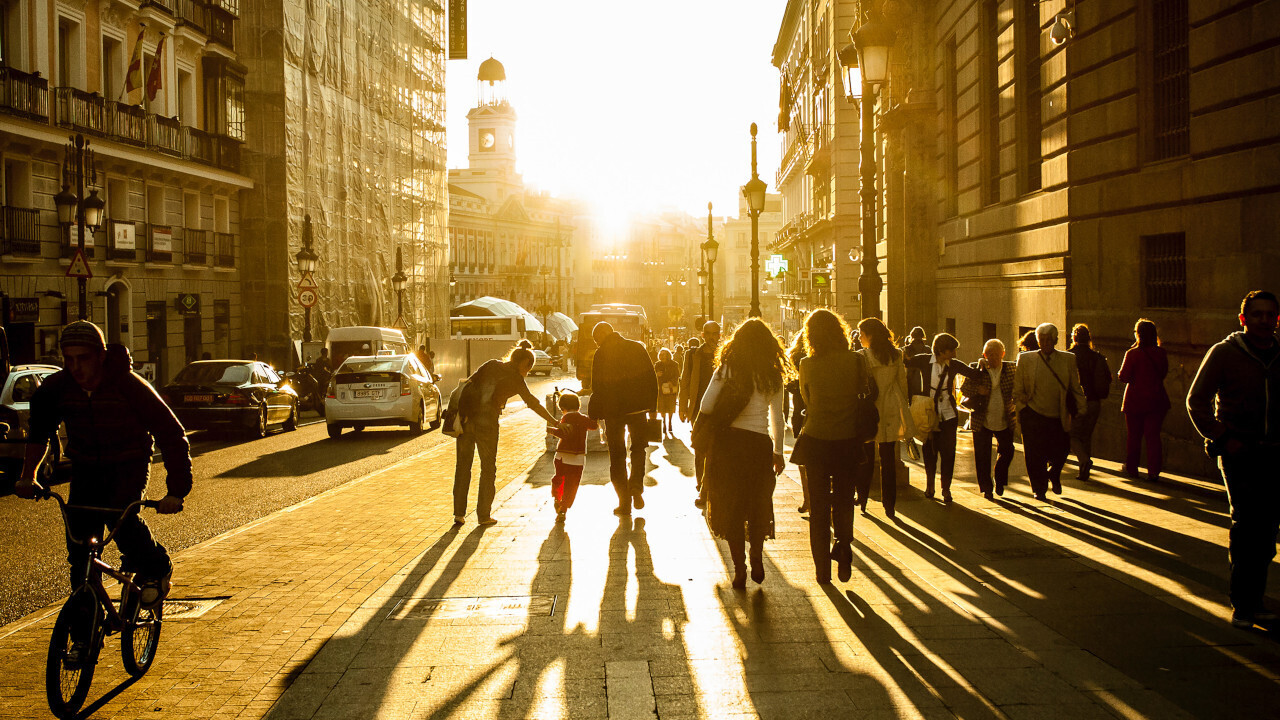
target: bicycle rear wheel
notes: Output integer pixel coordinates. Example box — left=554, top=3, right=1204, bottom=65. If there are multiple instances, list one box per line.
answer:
left=46, top=595, right=100, bottom=719
left=120, top=588, right=163, bottom=676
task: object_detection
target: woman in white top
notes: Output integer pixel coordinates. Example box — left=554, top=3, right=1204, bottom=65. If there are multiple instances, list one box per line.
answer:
left=698, top=318, right=790, bottom=589
left=856, top=317, right=914, bottom=518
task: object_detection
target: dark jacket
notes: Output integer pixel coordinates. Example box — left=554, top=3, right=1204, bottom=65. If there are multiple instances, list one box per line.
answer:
left=959, top=360, right=1017, bottom=431
left=905, top=354, right=984, bottom=400
left=1118, top=346, right=1170, bottom=414
left=903, top=338, right=929, bottom=358
left=1071, top=345, right=1112, bottom=401
left=1187, top=331, right=1280, bottom=444
left=588, top=333, right=658, bottom=419
left=461, top=359, right=557, bottom=425
left=680, top=343, right=717, bottom=420
left=29, top=344, right=192, bottom=497
left=798, top=349, right=869, bottom=440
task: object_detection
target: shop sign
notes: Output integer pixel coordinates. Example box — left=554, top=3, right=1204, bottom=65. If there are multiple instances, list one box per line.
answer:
left=448, top=0, right=467, bottom=59
left=152, top=226, right=173, bottom=253
left=8, top=297, right=39, bottom=323
left=174, top=293, right=200, bottom=315
left=811, top=271, right=831, bottom=289
left=114, top=222, right=135, bottom=251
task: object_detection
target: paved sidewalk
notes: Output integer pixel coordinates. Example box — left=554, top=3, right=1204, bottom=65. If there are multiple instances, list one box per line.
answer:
left=0, top=410, right=1277, bottom=719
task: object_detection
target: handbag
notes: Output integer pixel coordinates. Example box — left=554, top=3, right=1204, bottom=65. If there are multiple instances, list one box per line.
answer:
left=441, top=378, right=470, bottom=438
left=1039, top=352, right=1078, bottom=417
left=908, top=366, right=945, bottom=440
left=644, top=417, right=664, bottom=444
left=690, top=368, right=752, bottom=455
left=661, top=381, right=676, bottom=396
left=852, top=367, right=880, bottom=443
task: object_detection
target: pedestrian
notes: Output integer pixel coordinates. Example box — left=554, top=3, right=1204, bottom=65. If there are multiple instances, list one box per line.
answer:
left=453, top=347, right=562, bottom=527
left=546, top=391, right=597, bottom=521
left=654, top=348, right=681, bottom=435
left=681, top=322, right=721, bottom=499
left=1019, top=330, right=1039, bottom=352
left=785, top=329, right=811, bottom=515
left=1014, top=323, right=1087, bottom=501
left=791, top=309, right=872, bottom=584
left=855, top=317, right=913, bottom=518
left=905, top=333, right=984, bottom=503
left=960, top=339, right=1017, bottom=499
left=587, top=322, right=659, bottom=516
left=903, top=327, right=929, bottom=357
left=1069, top=324, right=1112, bottom=480
left=15, top=321, right=190, bottom=663
left=1118, top=319, right=1170, bottom=481
left=698, top=318, right=790, bottom=589
left=517, top=338, right=534, bottom=350
left=674, top=344, right=686, bottom=368
left=1187, top=290, right=1280, bottom=629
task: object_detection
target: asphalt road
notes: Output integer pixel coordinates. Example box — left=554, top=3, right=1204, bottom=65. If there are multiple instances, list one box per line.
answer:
left=0, top=373, right=568, bottom=627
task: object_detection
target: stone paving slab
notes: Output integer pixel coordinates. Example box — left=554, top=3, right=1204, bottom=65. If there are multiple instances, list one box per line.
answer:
left=1, top=413, right=1278, bottom=719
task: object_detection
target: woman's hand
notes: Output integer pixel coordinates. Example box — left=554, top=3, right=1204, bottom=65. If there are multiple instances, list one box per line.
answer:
left=773, top=453, right=786, bottom=475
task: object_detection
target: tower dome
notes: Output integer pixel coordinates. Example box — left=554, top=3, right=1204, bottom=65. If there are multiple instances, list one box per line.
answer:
left=476, top=57, right=508, bottom=106
left=478, top=57, right=506, bottom=84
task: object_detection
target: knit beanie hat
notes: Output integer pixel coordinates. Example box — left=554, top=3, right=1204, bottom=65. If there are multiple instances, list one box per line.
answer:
left=59, top=321, right=107, bottom=351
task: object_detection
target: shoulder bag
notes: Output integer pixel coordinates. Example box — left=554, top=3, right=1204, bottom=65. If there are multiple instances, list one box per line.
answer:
left=852, top=353, right=880, bottom=442
left=441, top=378, right=471, bottom=438
left=909, top=366, right=944, bottom=440
left=690, top=368, right=752, bottom=455
left=1040, top=352, right=1078, bottom=417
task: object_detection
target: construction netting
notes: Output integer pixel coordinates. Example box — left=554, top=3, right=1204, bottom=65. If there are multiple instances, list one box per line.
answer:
left=244, top=0, right=449, bottom=349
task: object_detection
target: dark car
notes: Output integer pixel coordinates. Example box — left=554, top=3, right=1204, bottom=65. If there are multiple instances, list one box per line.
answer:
left=161, top=360, right=299, bottom=437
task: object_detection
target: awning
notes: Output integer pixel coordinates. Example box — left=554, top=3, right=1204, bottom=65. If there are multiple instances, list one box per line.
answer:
left=450, top=296, right=545, bottom=333
left=545, top=312, right=578, bottom=342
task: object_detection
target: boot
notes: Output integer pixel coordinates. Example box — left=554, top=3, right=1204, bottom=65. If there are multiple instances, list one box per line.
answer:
left=749, top=543, right=765, bottom=584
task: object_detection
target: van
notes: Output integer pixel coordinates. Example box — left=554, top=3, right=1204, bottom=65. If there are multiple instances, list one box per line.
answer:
left=326, top=327, right=409, bottom=368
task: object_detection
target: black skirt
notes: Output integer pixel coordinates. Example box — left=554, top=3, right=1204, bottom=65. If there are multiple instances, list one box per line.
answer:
left=704, top=427, right=776, bottom=541
left=791, top=432, right=863, bottom=468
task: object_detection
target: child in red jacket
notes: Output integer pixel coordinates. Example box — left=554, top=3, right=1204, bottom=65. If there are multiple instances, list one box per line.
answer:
left=547, top=392, right=597, bottom=520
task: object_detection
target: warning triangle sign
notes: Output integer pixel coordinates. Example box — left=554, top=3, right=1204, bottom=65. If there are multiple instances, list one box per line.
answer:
left=392, top=314, right=407, bottom=329
left=297, top=271, right=318, bottom=290
left=66, top=250, right=93, bottom=279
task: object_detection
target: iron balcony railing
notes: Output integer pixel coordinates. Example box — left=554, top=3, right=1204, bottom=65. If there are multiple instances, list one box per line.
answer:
left=184, top=228, right=209, bottom=265
left=1, top=206, right=40, bottom=256
left=54, top=87, right=105, bottom=134
left=182, top=125, right=214, bottom=165
left=214, top=232, right=235, bottom=267
left=212, top=135, right=241, bottom=172
left=140, top=0, right=175, bottom=13
left=148, top=114, right=183, bottom=156
left=175, top=0, right=207, bottom=31
left=0, top=67, right=48, bottom=121
left=106, top=100, right=147, bottom=146
left=208, top=2, right=236, bottom=49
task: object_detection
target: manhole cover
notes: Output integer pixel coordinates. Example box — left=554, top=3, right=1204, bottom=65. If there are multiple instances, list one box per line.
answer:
left=387, top=595, right=556, bottom=620
left=163, top=597, right=230, bottom=620
left=974, top=547, right=1075, bottom=561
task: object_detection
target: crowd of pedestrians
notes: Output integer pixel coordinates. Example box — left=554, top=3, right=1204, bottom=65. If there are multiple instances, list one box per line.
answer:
left=442, top=289, right=1277, bottom=628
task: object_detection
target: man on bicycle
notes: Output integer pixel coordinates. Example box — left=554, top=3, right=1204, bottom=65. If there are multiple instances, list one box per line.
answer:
left=15, top=321, right=190, bottom=662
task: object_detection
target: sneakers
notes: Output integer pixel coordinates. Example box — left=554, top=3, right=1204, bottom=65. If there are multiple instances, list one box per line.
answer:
left=1231, top=612, right=1256, bottom=629
left=477, top=517, right=498, bottom=527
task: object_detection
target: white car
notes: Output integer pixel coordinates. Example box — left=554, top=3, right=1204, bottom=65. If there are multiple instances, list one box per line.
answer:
left=0, top=364, right=66, bottom=482
left=531, top=350, right=555, bottom=376
left=324, top=354, right=442, bottom=439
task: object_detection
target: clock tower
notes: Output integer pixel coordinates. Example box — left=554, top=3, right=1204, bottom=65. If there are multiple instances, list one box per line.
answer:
left=467, top=57, right=518, bottom=175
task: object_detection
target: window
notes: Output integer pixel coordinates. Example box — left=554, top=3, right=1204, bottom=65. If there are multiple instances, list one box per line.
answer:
left=1147, top=0, right=1190, bottom=160
left=202, top=56, right=245, bottom=140
left=980, top=0, right=1001, bottom=205
left=4, top=159, right=32, bottom=206
left=943, top=37, right=959, bottom=217
left=177, top=67, right=196, bottom=127
left=184, top=192, right=201, bottom=230
left=214, top=197, right=229, bottom=233
left=57, top=17, right=83, bottom=89
left=983, top=322, right=998, bottom=342
left=147, top=185, right=166, bottom=225
left=102, top=35, right=123, bottom=100
left=1142, top=232, right=1187, bottom=308
left=106, top=177, right=129, bottom=220
left=1017, top=1, right=1042, bottom=192
left=945, top=318, right=957, bottom=336
left=1, top=2, right=25, bottom=70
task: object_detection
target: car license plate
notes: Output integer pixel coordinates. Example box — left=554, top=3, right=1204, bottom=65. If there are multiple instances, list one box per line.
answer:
left=185, top=394, right=213, bottom=403
left=354, top=389, right=379, bottom=398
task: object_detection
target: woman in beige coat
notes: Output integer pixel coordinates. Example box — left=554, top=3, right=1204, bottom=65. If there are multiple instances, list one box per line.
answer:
left=856, top=317, right=913, bottom=518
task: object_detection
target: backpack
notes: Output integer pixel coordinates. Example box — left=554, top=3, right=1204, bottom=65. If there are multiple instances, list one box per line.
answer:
left=1090, top=350, right=1113, bottom=400
left=441, top=379, right=470, bottom=437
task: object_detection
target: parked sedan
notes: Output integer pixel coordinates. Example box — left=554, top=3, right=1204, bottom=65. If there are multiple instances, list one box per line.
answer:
left=325, top=354, right=441, bottom=438
left=161, top=361, right=299, bottom=437
left=0, top=364, right=65, bottom=482
left=531, top=350, right=555, bottom=376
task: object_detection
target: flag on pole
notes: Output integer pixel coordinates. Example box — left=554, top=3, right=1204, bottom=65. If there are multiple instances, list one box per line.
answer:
left=146, top=34, right=166, bottom=102
left=124, top=26, right=146, bottom=94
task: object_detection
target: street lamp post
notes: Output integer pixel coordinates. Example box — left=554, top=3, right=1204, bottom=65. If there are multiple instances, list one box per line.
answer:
left=391, top=245, right=407, bottom=328
left=54, top=134, right=105, bottom=320
left=540, top=266, right=551, bottom=333
left=294, top=214, right=319, bottom=342
left=742, top=124, right=768, bottom=319
left=840, top=11, right=896, bottom=320
left=701, top=202, right=719, bottom=323
left=697, top=269, right=707, bottom=321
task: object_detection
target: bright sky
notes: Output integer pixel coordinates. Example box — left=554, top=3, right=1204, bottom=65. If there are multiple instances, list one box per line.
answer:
left=445, top=0, right=785, bottom=224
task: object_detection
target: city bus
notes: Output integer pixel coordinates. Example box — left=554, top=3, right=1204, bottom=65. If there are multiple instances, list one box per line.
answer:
left=448, top=314, right=528, bottom=341
left=575, top=304, right=650, bottom=389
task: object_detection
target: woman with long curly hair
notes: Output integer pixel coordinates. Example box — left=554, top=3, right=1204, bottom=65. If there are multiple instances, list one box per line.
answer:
left=856, top=317, right=913, bottom=518
left=792, top=309, right=872, bottom=584
left=698, top=318, right=792, bottom=589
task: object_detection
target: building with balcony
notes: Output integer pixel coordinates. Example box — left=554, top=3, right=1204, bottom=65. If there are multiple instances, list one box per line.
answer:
left=771, top=0, right=864, bottom=329
left=448, top=59, right=577, bottom=329
left=0, top=0, right=251, bottom=382
left=864, top=0, right=1280, bottom=475
left=238, top=0, right=448, bottom=363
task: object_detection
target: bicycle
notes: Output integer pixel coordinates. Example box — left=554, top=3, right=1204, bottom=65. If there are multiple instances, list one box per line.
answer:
left=33, top=488, right=166, bottom=719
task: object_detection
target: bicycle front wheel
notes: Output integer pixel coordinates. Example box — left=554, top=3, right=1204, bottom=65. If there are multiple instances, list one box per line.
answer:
left=46, top=596, right=99, bottom=719
left=121, top=590, right=162, bottom=676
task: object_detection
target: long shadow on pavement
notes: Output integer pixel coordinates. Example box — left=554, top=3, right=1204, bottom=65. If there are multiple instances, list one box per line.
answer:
left=216, top=431, right=418, bottom=479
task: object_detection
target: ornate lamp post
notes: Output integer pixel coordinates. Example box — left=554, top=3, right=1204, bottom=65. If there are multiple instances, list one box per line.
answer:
left=391, top=246, right=407, bottom=329
left=742, top=124, right=768, bottom=318
left=294, top=214, right=319, bottom=342
left=697, top=268, right=707, bottom=321
left=54, top=134, right=105, bottom=320
left=839, top=10, right=896, bottom=319
left=701, top=202, right=719, bottom=323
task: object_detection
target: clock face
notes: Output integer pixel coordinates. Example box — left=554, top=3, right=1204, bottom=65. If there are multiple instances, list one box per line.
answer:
left=479, top=130, right=495, bottom=150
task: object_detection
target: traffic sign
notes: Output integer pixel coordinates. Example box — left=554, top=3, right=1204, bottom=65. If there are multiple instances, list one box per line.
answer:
left=392, top=314, right=407, bottom=329
left=66, top=250, right=92, bottom=279
left=297, top=271, right=318, bottom=290
left=298, top=288, right=318, bottom=308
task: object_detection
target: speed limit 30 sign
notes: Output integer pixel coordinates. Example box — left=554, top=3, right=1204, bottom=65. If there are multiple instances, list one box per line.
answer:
left=299, top=289, right=318, bottom=308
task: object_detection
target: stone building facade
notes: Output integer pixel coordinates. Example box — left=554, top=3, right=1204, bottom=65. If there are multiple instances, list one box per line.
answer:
left=238, top=0, right=448, bottom=365
left=863, top=0, right=1280, bottom=475
left=0, top=0, right=249, bottom=383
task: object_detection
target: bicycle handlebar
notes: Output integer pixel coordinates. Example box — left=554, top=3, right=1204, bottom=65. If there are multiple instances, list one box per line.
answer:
left=33, top=488, right=165, bottom=547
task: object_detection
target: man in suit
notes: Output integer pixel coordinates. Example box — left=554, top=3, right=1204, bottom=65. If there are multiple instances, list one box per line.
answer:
left=905, top=333, right=984, bottom=503
left=1014, top=323, right=1088, bottom=501
left=960, top=339, right=1018, bottom=499
left=588, top=322, right=659, bottom=516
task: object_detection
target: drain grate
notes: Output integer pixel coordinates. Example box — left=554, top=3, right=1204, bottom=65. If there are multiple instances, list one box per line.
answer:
left=387, top=595, right=556, bottom=621
left=163, top=597, right=231, bottom=620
